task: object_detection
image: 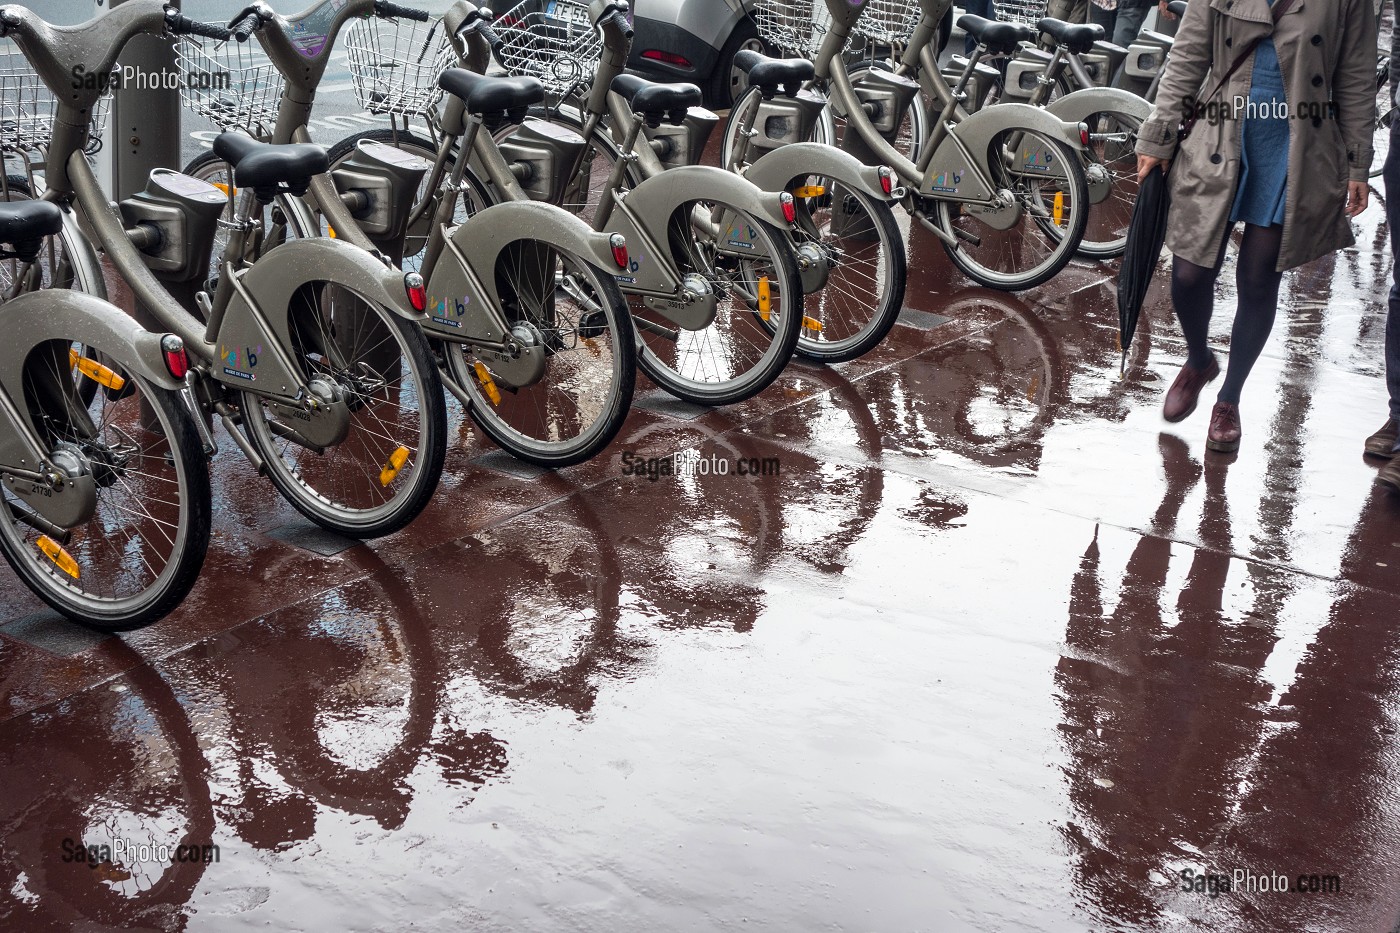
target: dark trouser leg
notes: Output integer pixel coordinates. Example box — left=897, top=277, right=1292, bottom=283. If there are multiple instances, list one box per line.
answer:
left=1170, top=231, right=1230, bottom=371
left=1384, top=119, right=1400, bottom=423
left=1089, top=5, right=1117, bottom=38
left=1112, top=4, right=1149, bottom=46
left=1216, top=223, right=1284, bottom=405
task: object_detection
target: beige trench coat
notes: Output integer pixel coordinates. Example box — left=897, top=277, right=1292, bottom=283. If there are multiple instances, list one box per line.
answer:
left=1134, top=0, right=1376, bottom=271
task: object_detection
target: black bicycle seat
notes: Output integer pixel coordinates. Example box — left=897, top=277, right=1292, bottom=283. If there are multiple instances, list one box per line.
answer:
left=959, top=15, right=1033, bottom=54
left=438, top=69, right=544, bottom=117
left=611, top=74, right=701, bottom=126
left=733, top=50, right=814, bottom=98
left=1167, top=0, right=1187, bottom=17
left=1037, top=17, right=1105, bottom=54
left=0, top=200, right=62, bottom=250
left=212, top=133, right=329, bottom=199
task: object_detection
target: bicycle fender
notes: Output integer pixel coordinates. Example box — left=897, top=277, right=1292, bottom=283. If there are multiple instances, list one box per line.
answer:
left=1044, top=87, right=1152, bottom=126
left=422, top=200, right=620, bottom=342
left=919, top=104, right=1087, bottom=197
left=0, top=289, right=179, bottom=472
left=743, top=142, right=894, bottom=201
left=218, top=237, right=422, bottom=394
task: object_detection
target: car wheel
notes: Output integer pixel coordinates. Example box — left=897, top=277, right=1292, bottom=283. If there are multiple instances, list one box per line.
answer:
left=709, top=16, right=765, bottom=109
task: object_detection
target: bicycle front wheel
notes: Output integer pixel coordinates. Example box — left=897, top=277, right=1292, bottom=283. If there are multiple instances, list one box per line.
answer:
left=0, top=339, right=210, bottom=630
left=933, top=127, right=1089, bottom=291
left=241, top=283, right=446, bottom=538
left=443, top=240, right=637, bottom=467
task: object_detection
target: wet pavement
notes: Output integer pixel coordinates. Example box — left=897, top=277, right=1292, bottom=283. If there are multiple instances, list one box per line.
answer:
left=5, top=144, right=1400, bottom=933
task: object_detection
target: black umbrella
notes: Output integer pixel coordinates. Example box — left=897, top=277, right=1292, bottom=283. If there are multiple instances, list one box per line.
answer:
left=1116, top=164, right=1171, bottom=371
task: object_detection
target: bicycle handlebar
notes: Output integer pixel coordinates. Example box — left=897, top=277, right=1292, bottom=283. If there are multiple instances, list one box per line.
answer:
left=374, top=0, right=432, bottom=20
left=477, top=21, right=505, bottom=55
left=164, top=8, right=233, bottom=40
left=230, top=9, right=263, bottom=42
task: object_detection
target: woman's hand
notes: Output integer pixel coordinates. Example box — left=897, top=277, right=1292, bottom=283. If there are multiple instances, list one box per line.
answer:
left=1346, top=180, right=1369, bottom=217
left=1137, top=154, right=1170, bottom=182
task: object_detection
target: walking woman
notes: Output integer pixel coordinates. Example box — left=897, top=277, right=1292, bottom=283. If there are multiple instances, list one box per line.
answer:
left=1134, top=0, right=1375, bottom=452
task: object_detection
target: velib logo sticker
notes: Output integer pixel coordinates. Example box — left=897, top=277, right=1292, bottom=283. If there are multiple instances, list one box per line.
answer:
left=430, top=294, right=470, bottom=328
left=220, top=343, right=260, bottom=381
left=1022, top=147, right=1053, bottom=172
left=725, top=221, right=758, bottom=251
left=930, top=170, right=962, bottom=194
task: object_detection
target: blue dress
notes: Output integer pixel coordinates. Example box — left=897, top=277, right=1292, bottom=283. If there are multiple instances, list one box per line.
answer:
left=1229, top=8, right=1289, bottom=227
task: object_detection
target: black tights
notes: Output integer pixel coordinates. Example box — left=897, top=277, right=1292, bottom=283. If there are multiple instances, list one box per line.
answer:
left=1169, top=223, right=1285, bottom=405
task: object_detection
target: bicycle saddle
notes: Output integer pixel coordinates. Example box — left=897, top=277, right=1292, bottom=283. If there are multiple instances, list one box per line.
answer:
left=958, top=16, right=1033, bottom=54
left=438, top=69, right=544, bottom=118
left=733, top=50, right=814, bottom=99
left=1167, top=0, right=1187, bottom=17
left=1037, top=17, right=1105, bottom=54
left=212, top=133, right=329, bottom=199
left=0, top=200, right=63, bottom=257
left=611, top=74, right=701, bottom=127
left=1093, top=38, right=1129, bottom=57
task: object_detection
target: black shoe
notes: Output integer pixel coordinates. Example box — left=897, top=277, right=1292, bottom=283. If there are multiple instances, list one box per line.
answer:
left=1365, top=418, right=1398, bottom=458
left=1379, top=456, right=1400, bottom=492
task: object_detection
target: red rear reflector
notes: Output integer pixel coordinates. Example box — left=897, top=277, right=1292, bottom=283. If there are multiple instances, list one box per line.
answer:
left=779, top=191, right=796, bottom=224
left=609, top=233, right=629, bottom=269
left=878, top=166, right=894, bottom=195
left=161, top=334, right=189, bottom=380
left=641, top=49, right=692, bottom=68
left=1079, top=123, right=1090, bottom=147
left=404, top=272, right=427, bottom=312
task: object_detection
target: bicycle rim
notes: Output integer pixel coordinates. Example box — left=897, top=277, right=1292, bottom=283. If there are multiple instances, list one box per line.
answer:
left=1069, top=110, right=1142, bottom=258
left=0, top=344, right=209, bottom=629
left=242, top=282, right=445, bottom=537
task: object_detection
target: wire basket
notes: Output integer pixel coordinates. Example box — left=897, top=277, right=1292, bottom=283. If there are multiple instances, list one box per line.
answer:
left=852, top=0, right=921, bottom=47
left=753, top=0, right=831, bottom=59
left=0, top=49, right=113, bottom=155
left=345, top=15, right=452, bottom=116
left=176, top=36, right=284, bottom=136
left=494, top=0, right=603, bottom=97
left=994, top=0, right=1049, bottom=27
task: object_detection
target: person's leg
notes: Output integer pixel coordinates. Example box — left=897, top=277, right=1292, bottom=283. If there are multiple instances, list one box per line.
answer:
left=1162, top=233, right=1230, bottom=422
left=1216, top=223, right=1285, bottom=405
left=1089, top=5, right=1117, bottom=40
left=964, top=0, right=996, bottom=53
left=1385, top=119, right=1400, bottom=428
left=1112, top=4, right=1149, bottom=46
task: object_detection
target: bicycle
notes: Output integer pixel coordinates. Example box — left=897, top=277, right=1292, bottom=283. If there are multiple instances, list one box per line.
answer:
left=721, top=0, right=1094, bottom=291
left=183, top=0, right=638, bottom=465
left=324, top=0, right=808, bottom=406
left=0, top=200, right=212, bottom=629
left=498, top=0, right=909, bottom=365
left=1, top=0, right=448, bottom=538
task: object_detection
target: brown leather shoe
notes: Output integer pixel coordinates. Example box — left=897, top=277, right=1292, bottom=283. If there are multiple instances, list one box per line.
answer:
left=1365, top=418, right=1398, bottom=458
left=1378, top=457, right=1400, bottom=492
left=1163, top=355, right=1221, bottom=423
left=1206, top=401, right=1242, bottom=452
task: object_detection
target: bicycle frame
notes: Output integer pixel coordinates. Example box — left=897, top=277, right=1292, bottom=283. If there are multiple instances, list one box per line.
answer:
left=1, top=0, right=427, bottom=464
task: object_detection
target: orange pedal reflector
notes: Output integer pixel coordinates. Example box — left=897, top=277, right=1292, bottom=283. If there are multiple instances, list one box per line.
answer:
left=792, top=185, right=826, bottom=198
left=802, top=316, right=823, bottom=333
left=379, top=446, right=410, bottom=487
left=473, top=361, right=502, bottom=406
left=69, top=349, right=126, bottom=392
left=1053, top=191, right=1064, bottom=227
left=213, top=181, right=236, bottom=197
left=36, top=535, right=79, bottom=579
left=758, top=276, right=771, bottom=320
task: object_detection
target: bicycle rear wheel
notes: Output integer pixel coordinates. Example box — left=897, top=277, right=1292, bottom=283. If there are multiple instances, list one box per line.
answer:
left=932, top=127, right=1089, bottom=290
left=0, top=339, right=210, bottom=630
left=443, top=239, right=637, bottom=467
left=241, top=282, right=446, bottom=538
left=1066, top=109, right=1142, bottom=259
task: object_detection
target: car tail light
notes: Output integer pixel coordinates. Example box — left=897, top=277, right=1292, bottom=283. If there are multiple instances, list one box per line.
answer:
left=161, top=334, right=189, bottom=380
left=779, top=191, right=796, bottom=224
left=642, top=49, right=692, bottom=68
left=878, top=165, right=895, bottom=194
left=404, top=272, right=427, bottom=312
left=609, top=233, right=629, bottom=269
